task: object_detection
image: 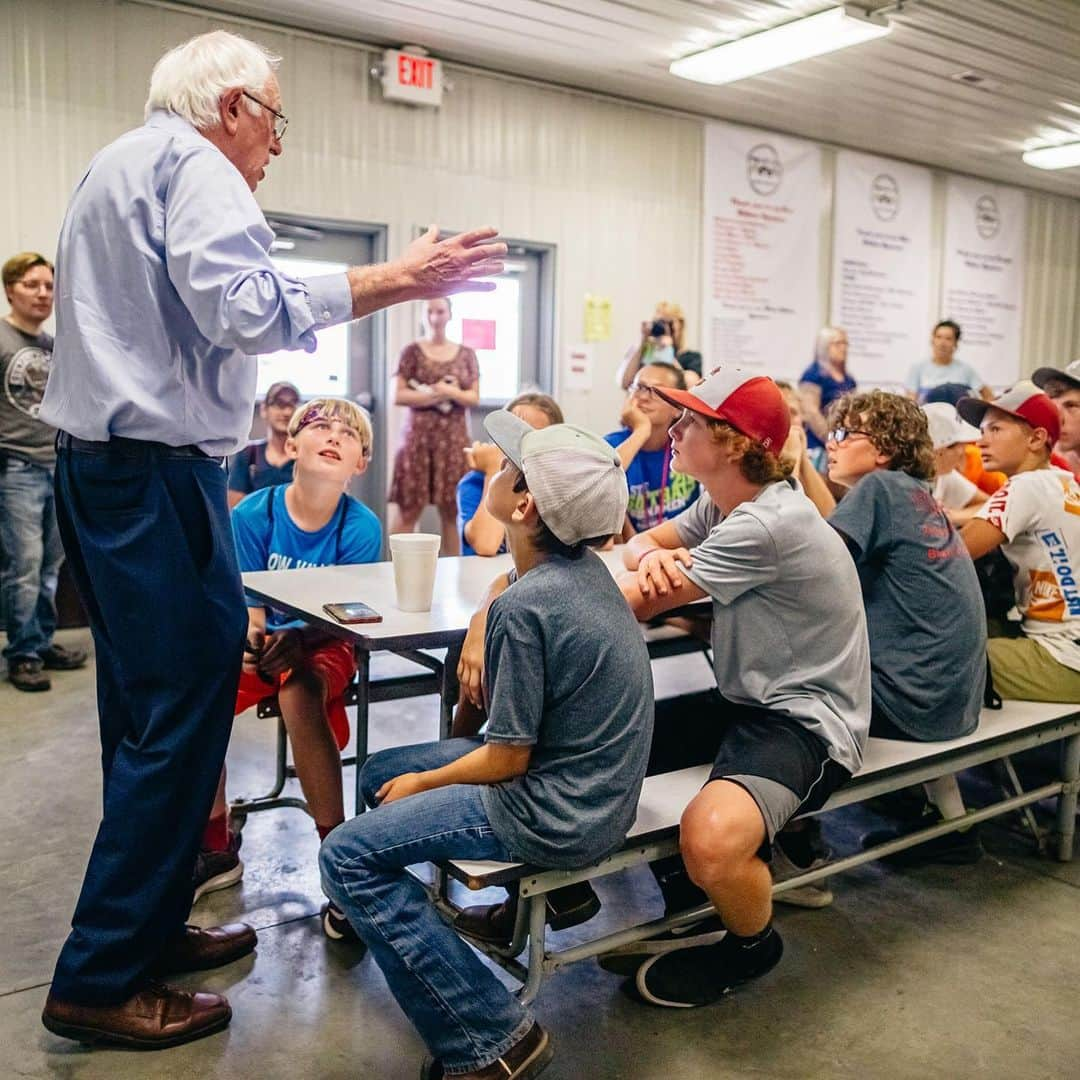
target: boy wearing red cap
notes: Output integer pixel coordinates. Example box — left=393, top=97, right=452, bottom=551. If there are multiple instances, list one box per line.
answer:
left=610, top=368, right=870, bottom=1009
left=959, top=382, right=1080, bottom=701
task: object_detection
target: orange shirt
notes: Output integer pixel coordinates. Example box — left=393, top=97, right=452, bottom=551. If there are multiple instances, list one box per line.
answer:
left=963, top=443, right=1006, bottom=495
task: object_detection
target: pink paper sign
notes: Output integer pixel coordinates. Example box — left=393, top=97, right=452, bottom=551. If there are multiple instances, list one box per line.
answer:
left=461, top=318, right=496, bottom=351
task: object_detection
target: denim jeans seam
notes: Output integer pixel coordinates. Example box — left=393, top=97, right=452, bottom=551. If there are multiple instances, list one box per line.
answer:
left=327, top=859, right=502, bottom=1069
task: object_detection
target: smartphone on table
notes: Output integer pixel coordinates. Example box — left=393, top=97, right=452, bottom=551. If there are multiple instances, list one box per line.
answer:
left=323, top=601, right=382, bottom=624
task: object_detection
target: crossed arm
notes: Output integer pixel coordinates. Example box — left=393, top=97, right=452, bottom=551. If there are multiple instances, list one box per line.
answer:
left=620, top=521, right=708, bottom=622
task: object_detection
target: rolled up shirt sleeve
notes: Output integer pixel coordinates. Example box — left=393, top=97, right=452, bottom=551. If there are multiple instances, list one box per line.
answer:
left=163, top=147, right=352, bottom=354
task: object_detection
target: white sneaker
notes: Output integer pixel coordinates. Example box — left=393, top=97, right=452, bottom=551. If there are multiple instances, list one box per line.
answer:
left=770, top=843, right=833, bottom=909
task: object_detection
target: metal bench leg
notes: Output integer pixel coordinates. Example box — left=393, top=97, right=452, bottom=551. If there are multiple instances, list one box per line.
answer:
left=230, top=716, right=311, bottom=824
left=517, top=893, right=548, bottom=1006
left=1056, top=733, right=1080, bottom=862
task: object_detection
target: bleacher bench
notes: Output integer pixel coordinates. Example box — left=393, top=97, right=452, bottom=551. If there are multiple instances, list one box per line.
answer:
left=436, top=700, right=1080, bottom=1003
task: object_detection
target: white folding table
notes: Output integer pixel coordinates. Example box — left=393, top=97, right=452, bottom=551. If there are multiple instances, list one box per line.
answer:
left=239, top=549, right=708, bottom=816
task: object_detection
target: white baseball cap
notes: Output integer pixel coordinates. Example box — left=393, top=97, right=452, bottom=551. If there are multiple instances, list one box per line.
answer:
left=483, top=411, right=628, bottom=545
left=922, top=402, right=981, bottom=450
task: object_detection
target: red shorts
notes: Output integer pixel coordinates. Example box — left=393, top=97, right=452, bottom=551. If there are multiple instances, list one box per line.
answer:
left=235, top=639, right=356, bottom=751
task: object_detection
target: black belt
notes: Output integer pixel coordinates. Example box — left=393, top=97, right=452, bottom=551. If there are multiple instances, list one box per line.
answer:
left=56, top=432, right=221, bottom=463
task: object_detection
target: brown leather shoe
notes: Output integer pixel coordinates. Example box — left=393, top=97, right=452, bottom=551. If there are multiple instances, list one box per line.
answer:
left=420, top=1022, right=553, bottom=1080
left=454, top=882, right=601, bottom=946
left=42, top=982, right=231, bottom=1049
left=153, top=922, right=257, bottom=974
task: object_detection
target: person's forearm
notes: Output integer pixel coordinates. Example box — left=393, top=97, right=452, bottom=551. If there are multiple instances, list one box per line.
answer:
left=798, top=455, right=837, bottom=516
left=616, top=344, right=646, bottom=390
left=416, top=742, right=530, bottom=791
left=395, top=386, right=442, bottom=408
left=346, top=262, right=415, bottom=321
left=464, top=476, right=507, bottom=555
left=616, top=426, right=651, bottom=470
left=803, top=408, right=828, bottom=443
left=448, top=386, right=480, bottom=406
left=624, top=527, right=673, bottom=569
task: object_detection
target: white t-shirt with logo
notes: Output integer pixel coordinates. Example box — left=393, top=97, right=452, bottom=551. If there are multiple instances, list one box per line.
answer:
left=978, top=468, right=1080, bottom=672
left=934, top=469, right=979, bottom=510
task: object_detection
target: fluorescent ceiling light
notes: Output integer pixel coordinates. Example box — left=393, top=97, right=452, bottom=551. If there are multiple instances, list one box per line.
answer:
left=670, top=4, right=891, bottom=86
left=1023, top=142, right=1080, bottom=170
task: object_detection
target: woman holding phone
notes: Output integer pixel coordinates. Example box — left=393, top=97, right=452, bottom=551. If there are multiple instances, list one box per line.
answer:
left=388, top=297, right=480, bottom=555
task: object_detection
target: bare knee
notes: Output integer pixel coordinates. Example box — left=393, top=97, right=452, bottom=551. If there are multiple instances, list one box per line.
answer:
left=679, top=785, right=766, bottom=888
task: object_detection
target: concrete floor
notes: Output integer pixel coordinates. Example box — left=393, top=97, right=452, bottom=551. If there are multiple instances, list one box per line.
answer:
left=3, top=629, right=1080, bottom=1079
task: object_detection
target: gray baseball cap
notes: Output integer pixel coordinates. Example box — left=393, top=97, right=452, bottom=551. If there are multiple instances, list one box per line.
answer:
left=1032, top=359, right=1080, bottom=393
left=483, top=410, right=628, bottom=545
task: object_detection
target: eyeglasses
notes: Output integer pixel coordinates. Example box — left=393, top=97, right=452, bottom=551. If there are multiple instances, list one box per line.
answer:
left=828, top=428, right=873, bottom=445
left=628, top=381, right=658, bottom=397
left=242, top=90, right=289, bottom=141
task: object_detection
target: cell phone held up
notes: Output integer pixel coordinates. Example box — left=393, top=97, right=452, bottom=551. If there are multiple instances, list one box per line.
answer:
left=323, top=601, right=383, bottom=625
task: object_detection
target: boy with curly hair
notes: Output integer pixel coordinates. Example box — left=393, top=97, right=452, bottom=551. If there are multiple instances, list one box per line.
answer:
left=819, top=389, right=987, bottom=866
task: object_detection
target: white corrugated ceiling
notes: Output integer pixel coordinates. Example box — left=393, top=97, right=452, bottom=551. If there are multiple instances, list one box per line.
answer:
left=196, top=0, right=1080, bottom=197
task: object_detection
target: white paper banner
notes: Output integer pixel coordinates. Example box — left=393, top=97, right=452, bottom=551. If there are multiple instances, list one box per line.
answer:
left=703, top=122, right=822, bottom=378
left=942, top=177, right=1026, bottom=387
left=830, top=151, right=933, bottom=387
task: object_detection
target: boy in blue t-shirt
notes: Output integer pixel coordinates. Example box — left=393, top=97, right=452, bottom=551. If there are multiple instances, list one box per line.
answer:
left=456, top=391, right=563, bottom=556
left=605, top=363, right=699, bottom=534
left=195, top=399, right=381, bottom=928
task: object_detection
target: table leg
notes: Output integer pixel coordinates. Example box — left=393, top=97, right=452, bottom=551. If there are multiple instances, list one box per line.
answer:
left=441, top=641, right=463, bottom=739
left=354, top=649, right=371, bottom=816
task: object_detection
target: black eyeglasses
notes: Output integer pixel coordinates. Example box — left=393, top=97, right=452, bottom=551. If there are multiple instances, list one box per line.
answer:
left=628, top=381, right=658, bottom=397
left=828, top=428, right=873, bottom=444
left=242, top=90, right=288, bottom=141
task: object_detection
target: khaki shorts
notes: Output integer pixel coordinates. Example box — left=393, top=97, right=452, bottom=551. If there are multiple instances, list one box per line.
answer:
left=987, top=635, right=1080, bottom=703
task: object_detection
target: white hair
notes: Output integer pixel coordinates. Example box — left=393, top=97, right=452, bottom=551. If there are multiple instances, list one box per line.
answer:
left=144, top=30, right=280, bottom=129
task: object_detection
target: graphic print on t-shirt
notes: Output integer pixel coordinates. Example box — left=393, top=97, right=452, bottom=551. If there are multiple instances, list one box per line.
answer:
left=4, top=345, right=51, bottom=417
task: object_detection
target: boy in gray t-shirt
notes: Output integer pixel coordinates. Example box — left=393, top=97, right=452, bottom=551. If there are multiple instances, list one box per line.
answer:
left=320, top=415, right=652, bottom=1080
left=610, top=368, right=870, bottom=1011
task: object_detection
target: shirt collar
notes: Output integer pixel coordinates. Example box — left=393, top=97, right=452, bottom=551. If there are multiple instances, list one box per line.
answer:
left=146, top=109, right=203, bottom=137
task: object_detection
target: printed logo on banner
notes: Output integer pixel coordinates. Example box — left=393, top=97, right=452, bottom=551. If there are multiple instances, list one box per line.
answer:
left=870, top=174, right=900, bottom=222
left=975, top=195, right=1001, bottom=240
left=746, top=144, right=783, bottom=196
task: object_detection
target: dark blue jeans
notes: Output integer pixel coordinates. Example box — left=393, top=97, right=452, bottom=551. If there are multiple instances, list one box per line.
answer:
left=49, top=438, right=247, bottom=1004
left=0, top=456, right=64, bottom=661
left=320, top=739, right=533, bottom=1074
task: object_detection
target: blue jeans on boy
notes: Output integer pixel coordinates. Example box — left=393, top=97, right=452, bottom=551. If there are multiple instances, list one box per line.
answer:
left=319, top=738, right=534, bottom=1074
left=0, top=456, right=64, bottom=661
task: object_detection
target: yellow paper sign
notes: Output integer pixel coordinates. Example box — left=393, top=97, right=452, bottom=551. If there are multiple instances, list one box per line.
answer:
left=584, top=294, right=613, bottom=343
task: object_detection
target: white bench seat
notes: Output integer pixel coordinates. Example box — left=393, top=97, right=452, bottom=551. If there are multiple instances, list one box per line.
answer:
left=434, top=699, right=1080, bottom=1002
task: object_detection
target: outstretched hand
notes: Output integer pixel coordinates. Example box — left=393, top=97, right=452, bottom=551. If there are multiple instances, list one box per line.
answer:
left=402, top=225, right=507, bottom=297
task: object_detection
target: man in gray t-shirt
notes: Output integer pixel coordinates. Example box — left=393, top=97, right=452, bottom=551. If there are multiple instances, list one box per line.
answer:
left=320, top=416, right=650, bottom=1079
left=612, top=367, right=870, bottom=1011
left=0, top=253, right=86, bottom=691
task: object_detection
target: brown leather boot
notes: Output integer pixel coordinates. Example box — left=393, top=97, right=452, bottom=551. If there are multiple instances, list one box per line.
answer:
left=421, top=1022, right=553, bottom=1080
left=153, top=922, right=257, bottom=974
left=453, top=883, right=601, bottom=945
left=42, top=982, right=231, bottom=1049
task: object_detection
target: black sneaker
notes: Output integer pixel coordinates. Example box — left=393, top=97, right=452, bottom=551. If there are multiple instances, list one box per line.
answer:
left=862, top=804, right=984, bottom=867
left=322, top=901, right=365, bottom=948
left=597, top=918, right=726, bottom=976
left=192, top=834, right=243, bottom=904
left=38, top=643, right=88, bottom=670
left=632, top=927, right=784, bottom=1009
left=8, top=658, right=50, bottom=692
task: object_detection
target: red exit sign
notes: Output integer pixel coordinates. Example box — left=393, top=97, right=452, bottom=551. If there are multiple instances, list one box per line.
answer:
left=381, top=49, right=444, bottom=107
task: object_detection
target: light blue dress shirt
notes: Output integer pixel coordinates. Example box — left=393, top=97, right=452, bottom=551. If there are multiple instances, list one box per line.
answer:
left=41, top=110, right=353, bottom=455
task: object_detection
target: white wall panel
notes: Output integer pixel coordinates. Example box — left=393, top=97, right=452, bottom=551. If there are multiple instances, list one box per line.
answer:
left=2, top=0, right=1078, bottom=468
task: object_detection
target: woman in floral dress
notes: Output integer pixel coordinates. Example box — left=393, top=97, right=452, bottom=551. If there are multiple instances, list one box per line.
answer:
left=388, top=298, right=479, bottom=555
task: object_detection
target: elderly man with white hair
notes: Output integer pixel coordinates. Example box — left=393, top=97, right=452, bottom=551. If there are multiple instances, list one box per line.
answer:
left=39, top=29, right=504, bottom=1050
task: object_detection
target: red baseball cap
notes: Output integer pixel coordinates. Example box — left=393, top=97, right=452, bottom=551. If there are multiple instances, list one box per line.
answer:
left=956, top=380, right=1061, bottom=447
left=652, top=367, right=790, bottom=451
